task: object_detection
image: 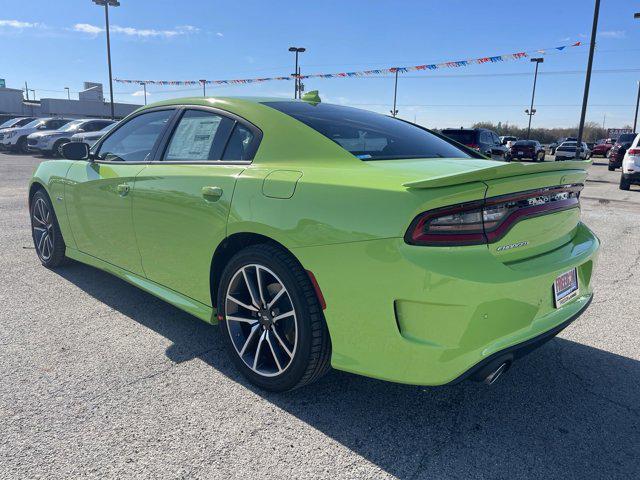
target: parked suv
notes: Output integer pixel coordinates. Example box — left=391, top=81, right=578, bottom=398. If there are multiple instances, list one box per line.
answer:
left=1, top=117, right=73, bottom=153
left=608, top=133, right=637, bottom=171
left=70, top=121, right=117, bottom=147
left=441, top=128, right=509, bottom=160
left=619, top=133, right=640, bottom=190
left=510, top=140, right=545, bottom=162
left=0, top=117, right=37, bottom=149
left=27, top=118, right=115, bottom=157
left=591, top=138, right=616, bottom=158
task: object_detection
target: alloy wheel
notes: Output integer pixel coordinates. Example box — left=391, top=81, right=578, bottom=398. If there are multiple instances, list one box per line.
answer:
left=224, top=264, right=298, bottom=377
left=32, top=197, right=54, bottom=261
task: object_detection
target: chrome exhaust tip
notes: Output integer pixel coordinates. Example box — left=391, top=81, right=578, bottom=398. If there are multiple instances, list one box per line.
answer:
left=483, top=362, right=509, bottom=385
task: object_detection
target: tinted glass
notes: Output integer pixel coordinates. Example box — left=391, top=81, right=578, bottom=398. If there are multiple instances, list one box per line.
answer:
left=165, top=110, right=229, bottom=161
left=266, top=102, right=471, bottom=160
left=97, top=109, right=173, bottom=162
left=48, top=119, right=72, bottom=129
left=22, top=119, right=44, bottom=129
left=0, top=118, right=24, bottom=128
left=441, top=130, right=477, bottom=146
left=58, top=120, right=84, bottom=132
left=618, top=133, right=636, bottom=143
left=222, top=124, right=255, bottom=160
left=514, top=140, right=535, bottom=146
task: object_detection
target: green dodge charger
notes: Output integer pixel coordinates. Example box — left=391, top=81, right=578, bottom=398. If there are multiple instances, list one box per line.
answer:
left=29, top=97, right=599, bottom=391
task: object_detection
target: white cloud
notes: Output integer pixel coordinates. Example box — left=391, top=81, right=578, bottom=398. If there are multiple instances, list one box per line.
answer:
left=0, top=19, right=42, bottom=29
left=216, top=32, right=224, bottom=37
left=599, top=30, right=625, bottom=39
left=73, top=23, right=103, bottom=34
left=74, top=23, right=200, bottom=38
left=131, top=90, right=150, bottom=97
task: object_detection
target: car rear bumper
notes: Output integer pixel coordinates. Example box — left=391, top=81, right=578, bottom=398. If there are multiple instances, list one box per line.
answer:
left=292, top=222, right=599, bottom=385
left=622, top=172, right=640, bottom=184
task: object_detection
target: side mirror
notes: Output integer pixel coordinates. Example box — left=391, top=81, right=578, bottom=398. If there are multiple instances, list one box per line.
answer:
left=37, top=125, right=47, bottom=130
left=62, top=142, right=90, bottom=160
left=76, top=128, right=85, bottom=133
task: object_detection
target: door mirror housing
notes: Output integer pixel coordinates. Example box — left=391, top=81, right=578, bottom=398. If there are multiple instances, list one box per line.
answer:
left=62, top=142, right=90, bottom=160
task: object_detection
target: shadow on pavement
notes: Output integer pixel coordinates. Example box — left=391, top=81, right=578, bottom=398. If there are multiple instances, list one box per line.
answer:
left=55, top=261, right=639, bottom=479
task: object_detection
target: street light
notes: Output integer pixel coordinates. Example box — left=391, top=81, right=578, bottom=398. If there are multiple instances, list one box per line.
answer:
left=633, top=81, right=639, bottom=133
left=526, top=58, right=544, bottom=139
left=200, top=79, right=207, bottom=97
left=140, top=82, right=147, bottom=105
left=390, top=68, right=399, bottom=117
left=576, top=0, right=600, bottom=159
left=92, top=0, right=120, bottom=120
left=64, top=87, right=70, bottom=100
left=288, top=47, right=306, bottom=99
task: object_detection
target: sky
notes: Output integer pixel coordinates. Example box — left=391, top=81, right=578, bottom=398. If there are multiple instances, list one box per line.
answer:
left=1, top=0, right=638, bottom=129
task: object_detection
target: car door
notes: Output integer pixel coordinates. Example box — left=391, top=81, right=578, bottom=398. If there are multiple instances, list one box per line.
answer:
left=132, top=107, right=260, bottom=306
left=65, top=108, right=176, bottom=275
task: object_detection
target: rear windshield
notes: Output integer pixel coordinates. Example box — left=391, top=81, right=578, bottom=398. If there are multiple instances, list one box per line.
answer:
left=440, top=130, right=477, bottom=145
left=514, top=140, right=535, bottom=146
left=263, top=102, right=471, bottom=160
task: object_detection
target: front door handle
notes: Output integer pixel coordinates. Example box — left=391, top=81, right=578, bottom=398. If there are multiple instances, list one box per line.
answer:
left=202, top=186, right=223, bottom=201
left=116, top=183, right=130, bottom=196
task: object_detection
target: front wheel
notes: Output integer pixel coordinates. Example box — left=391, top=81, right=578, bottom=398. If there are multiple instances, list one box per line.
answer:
left=217, top=243, right=331, bottom=391
left=52, top=139, right=68, bottom=158
left=30, top=190, right=68, bottom=267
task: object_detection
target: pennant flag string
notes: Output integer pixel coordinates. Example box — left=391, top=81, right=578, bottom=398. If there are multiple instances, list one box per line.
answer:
left=114, top=41, right=582, bottom=87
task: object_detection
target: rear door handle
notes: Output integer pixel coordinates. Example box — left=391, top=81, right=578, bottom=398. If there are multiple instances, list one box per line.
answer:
left=116, top=183, right=130, bottom=196
left=201, top=186, right=223, bottom=201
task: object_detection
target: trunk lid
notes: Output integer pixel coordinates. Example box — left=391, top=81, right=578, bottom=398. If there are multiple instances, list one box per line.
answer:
left=401, top=158, right=590, bottom=262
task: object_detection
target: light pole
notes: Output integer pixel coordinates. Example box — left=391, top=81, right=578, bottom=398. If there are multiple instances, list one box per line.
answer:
left=576, top=0, right=600, bottom=158
left=200, top=79, right=206, bottom=97
left=288, top=47, right=305, bottom=99
left=526, top=58, right=543, bottom=139
left=92, top=0, right=120, bottom=120
left=633, top=81, right=639, bottom=132
left=64, top=87, right=70, bottom=100
left=390, top=68, right=399, bottom=117
left=140, top=82, right=147, bottom=105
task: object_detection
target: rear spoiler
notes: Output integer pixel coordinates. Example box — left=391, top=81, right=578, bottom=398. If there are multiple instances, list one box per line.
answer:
left=403, top=159, right=592, bottom=189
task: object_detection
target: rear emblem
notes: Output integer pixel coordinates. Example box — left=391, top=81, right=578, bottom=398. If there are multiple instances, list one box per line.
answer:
left=496, top=241, right=528, bottom=252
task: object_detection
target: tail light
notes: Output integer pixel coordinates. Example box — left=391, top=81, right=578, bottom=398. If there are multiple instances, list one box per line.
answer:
left=628, top=148, right=640, bottom=156
left=466, top=143, right=480, bottom=151
left=405, top=185, right=583, bottom=246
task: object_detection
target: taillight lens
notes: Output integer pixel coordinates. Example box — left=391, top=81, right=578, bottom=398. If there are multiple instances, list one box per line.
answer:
left=406, top=185, right=582, bottom=246
left=466, top=143, right=480, bottom=151
left=628, top=148, right=640, bottom=155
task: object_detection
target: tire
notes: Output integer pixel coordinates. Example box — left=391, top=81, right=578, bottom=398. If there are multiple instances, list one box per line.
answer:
left=608, top=165, right=615, bottom=171
left=16, top=136, right=28, bottom=153
left=540, top=154, right=546, bottom=162
left=52, top=139, right=68, bottom=158
left=619, top=176, right=630, bottom=191
left=217, top=243, right=331, bottom=391
left=30, top=190, right=68, bottom=268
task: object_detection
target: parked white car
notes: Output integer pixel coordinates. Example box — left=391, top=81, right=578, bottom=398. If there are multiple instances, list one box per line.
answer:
left=0, top=117, right=37, bottom=149
left=619, top=133, right=640, bottom=191
left=554, top=141, right=591, bottom=160
left=27, top=118, right=115, bottom=157
left=1, top=117, right=73, bottom=153
left=70, top=121, right=117, bottom=147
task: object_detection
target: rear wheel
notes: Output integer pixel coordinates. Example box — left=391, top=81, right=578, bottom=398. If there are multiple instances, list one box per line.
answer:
left=217, top=243, right=331, bottom=391
left=30, top=190, right=68, bottom=268
left=620, top=176, right=630, bottom=191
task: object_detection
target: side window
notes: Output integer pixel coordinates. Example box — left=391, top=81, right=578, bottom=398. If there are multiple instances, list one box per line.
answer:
left=480, top=131, right=491, bottom=145
left=83, top=122, right=100, bottom=132
left=97, top=109, right=174, bottom=162
left=491, top=133, right=501, bottom=145
left=164, top=110, right=231, bottom=161
left=222, top=124, right=255, bottom=161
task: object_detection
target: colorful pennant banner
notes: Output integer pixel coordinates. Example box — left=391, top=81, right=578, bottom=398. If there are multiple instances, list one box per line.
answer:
left=114, top=41, right=581, bottom=87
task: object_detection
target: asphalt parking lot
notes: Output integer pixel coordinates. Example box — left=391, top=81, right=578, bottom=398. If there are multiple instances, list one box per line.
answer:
left=1, top=152, right=638, bottom=479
